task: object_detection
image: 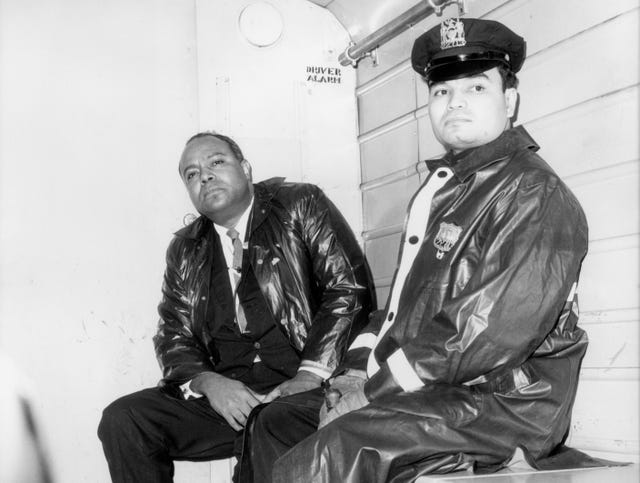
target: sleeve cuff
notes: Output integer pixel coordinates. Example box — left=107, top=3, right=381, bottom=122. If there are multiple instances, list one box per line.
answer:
left=387, top=348, right=424, bottom=391
left=364, top=348, right=424, bottom=400
left=179, top=379, right=203, bottom=400
left=298, top=361, right=332, bottom=380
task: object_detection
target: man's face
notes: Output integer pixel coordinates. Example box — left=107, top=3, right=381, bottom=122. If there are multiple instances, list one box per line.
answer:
left=427, top=67, right=517, bottom=154
left=179, top=136, right=253, bottom=227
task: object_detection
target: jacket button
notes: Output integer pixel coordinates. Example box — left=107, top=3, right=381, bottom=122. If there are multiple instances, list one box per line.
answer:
left=201, top=296, right=206, bottom=301
left=408, top=236, right=419, bottom=244
left=437, top=170, right=448, bottom=178
left=257, top=259, right=263, bottom=265
left=387, top=312, right=394, bottom=321
left=254, top=342, right=261, bottom=349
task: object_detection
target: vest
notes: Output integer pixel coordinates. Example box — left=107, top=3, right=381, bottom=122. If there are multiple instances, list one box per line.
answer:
left=206, top=231, right=301, bottom=393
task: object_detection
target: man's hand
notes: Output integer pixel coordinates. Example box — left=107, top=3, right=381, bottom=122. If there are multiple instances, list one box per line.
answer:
left=318, top=370, right=368, bottom=428
left=190, top=372, right=264, bottom=431
left=318, top=387, right=368, bottom=428
left=262, top=371, right=323, bottom=403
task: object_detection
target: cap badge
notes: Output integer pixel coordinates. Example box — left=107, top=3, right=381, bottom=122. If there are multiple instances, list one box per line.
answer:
left=434, top=222, right=463, bottom=259
left=440, top=18, right=466, bottom=49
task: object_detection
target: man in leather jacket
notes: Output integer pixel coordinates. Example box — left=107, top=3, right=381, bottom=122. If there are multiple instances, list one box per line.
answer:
left=97, top=132, right=373, bottom=482
left=250, top=18, right=595, bottom=482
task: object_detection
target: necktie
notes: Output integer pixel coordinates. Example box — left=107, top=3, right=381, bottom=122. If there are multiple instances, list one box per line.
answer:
left=226, top=228, right=248, bottom=333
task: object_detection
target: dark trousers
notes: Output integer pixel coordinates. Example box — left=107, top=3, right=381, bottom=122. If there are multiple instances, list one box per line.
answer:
left=241, top=388, right=325, bottom=483
left=98, top=387, right=243, bottom=483
left=98, top=360, right=291, bottom=483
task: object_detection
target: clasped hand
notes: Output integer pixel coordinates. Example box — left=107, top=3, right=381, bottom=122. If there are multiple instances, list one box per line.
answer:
left=318, top=370, right=369, bottom=428
left=191, top=371, right=324, bottom=431
left=191, top=372, right=264, bottom=431
left=262, top=371, right=323, bottom=403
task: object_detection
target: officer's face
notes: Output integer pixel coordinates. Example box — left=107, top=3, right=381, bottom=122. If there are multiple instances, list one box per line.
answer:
left=179, top=136, right=253, bottom=227
left=427, top=67, right=517, bottom=154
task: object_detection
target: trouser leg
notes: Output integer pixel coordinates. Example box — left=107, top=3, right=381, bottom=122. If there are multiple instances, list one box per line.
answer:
left=239, top=387, right=324, bottom=483
left=98, top=387, right=240, bottom=483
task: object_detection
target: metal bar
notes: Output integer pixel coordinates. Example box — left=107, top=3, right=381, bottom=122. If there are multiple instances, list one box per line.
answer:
left=338, top=0, right=458, bottom=67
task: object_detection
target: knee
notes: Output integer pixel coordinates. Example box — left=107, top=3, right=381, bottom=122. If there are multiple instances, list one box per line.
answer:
left=250, top=402, right=289, bottom=439
left=97, top=395, right=137, bottom=443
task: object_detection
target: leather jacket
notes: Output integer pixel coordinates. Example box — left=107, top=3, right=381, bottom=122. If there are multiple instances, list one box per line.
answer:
left=153, top=178, right=373, bottom=385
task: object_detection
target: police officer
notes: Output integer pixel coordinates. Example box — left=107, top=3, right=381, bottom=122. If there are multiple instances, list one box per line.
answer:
left=250, top=17, right=594, bottom=482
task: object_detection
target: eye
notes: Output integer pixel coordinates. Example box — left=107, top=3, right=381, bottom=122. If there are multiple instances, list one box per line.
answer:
left=431, top=87, right=448, bottom=97
left=185, top=170, right=198, bottom=181
left=470, top=84, right=486, bottom=93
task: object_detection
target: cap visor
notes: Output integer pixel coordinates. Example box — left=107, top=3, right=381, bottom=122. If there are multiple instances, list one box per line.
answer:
left=427, top=59, right=506, bottom=83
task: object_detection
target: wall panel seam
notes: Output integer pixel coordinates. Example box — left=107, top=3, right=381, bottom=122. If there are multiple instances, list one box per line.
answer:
left=564, top=158, right=638, bottom=188
left=524, top=6, right=639, bottom=65
left=356, top=61, right=412, bottom=96
left=522, top=83, right=639, bottom=131
left=358, top=112, right=415, bottom=143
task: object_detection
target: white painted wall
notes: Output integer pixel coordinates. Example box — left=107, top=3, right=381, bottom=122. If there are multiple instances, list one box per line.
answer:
left=0, top=1, right=360, bottom=482
left=194, top=0, right=361, bottom=234
left=0, top=1, right=199, bottom=482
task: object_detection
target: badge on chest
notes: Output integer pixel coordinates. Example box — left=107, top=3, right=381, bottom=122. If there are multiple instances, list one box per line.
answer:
left=434, top=222, right=463, bottom=260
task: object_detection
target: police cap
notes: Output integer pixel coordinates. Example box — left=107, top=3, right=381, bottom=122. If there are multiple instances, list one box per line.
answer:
left=411, top=18, right=526, bottom=83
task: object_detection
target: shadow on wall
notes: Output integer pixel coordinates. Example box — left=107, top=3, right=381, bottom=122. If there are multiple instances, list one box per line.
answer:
left=1, top=353, right=54, bottom=483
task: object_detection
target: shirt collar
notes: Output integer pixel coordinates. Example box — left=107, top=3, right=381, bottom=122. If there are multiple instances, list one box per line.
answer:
left=425, top=126, right=539, bottom=181
left=213, top=197, right=254, bottom=242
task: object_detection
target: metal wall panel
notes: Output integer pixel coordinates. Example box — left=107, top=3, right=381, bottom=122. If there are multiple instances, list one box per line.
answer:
left=517, top=10, right=638, bottom=124
left=358, top=65, right=416, bottom=134
left=362, top=173, right=419, bottom=232
left=569, top=166, right=639, bottom=241
left=364, top=233, right=402, bottom=286
left=360, top=119, right=419, bottom=182
left=581, top=321, right=639, bottom=369
left=357, top=67, right=416, bottom=134
left=527, top=87, right=639, bottom=179
left=580, top=243, right=639, bottom=313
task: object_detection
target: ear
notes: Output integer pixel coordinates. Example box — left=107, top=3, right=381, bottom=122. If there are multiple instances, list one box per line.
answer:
left=241, top=159, right=252, bottom=181
left=505, top=88, right=518, bottom=119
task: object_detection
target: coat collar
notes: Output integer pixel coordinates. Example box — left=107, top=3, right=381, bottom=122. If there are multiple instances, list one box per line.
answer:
left=425, top=126, right=539, bottom=181
left=173, top=177, right=286, bottom=240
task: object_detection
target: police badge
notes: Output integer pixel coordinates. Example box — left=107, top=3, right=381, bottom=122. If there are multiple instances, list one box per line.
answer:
left=440, top=18, right=466, bottom=49
left=434, top=222, right=463, bottom=259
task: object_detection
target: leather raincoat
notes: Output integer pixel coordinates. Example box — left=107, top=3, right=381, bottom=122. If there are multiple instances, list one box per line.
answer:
left=274, top=127, right=591, bottom=482
left=153, top=178, right=373, bottom=387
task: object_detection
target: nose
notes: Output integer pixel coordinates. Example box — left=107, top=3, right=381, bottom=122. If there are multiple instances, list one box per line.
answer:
left=200, top=170, right=215, bottom=184
left=448, top=90, right=466, bottom=110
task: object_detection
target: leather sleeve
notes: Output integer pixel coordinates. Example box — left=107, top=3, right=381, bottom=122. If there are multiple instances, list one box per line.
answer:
left=153, top=236, right=213, bottom=385
left=297, top=186, right=374, bottom=376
